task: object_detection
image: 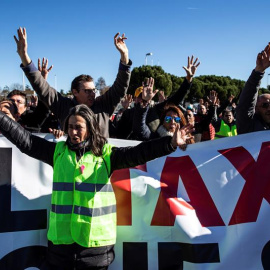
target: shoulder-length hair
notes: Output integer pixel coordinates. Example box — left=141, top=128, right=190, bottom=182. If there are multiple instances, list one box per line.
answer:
left=160, top=103, right=194, bottom=144
left=160, top=103, right=187, bottom=126
left=64, top=104, right=107, bottom=156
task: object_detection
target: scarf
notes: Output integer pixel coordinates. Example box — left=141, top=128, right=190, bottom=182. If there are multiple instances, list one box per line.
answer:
left=156, top=125, right=173, bottom=137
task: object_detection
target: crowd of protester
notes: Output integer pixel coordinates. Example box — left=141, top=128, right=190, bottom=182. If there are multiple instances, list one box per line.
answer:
left=0, top=27, right=270, bottom=269
left=1, top=30, right=269, bottom=146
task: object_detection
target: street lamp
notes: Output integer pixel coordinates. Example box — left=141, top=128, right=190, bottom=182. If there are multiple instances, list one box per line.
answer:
left=145, top=52, right=153, bottom=65
left=22, top=71, right=25, bottom=91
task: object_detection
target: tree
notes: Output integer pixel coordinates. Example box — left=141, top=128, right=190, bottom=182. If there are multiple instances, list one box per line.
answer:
left=60, top=89, right=65, bottom=95
left=128, top=65, right=172, bottom=101
left=1, top=89, right=10, bottom=97
left=25, top=84, right=31, bottom=90
left=95, top=77, right=106, bottom=92
left=10, top=83, right=23, bottom=91
left=3, top=85, right=9, bottom=91
left=128, top=65, right=247, bottom=104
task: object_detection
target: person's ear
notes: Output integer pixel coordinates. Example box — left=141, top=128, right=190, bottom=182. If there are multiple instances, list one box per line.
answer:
left=72, top=89, right=79, bottom=97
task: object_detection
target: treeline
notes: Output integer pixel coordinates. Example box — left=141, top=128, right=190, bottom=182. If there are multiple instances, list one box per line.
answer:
left=2, top=65, right=269, bottom=103
left=128, top=65, right=270, bottom=104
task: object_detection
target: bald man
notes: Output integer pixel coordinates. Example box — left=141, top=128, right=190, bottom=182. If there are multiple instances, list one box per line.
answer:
left=237, top=43, right=270, bottom=134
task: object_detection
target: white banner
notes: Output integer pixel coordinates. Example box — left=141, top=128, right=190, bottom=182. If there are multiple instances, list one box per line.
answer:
left=0, top=132, right=270, bottom=270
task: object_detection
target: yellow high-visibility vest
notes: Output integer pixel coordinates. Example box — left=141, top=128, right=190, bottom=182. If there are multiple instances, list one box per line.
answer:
left=214, top=120, right=237, bottom=139
left=48, top=141, right=116, bottom=247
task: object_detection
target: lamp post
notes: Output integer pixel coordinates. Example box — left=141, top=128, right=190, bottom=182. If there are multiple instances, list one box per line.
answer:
left=22, top=71, right=25, bottom=91
left=145, top=52, right=153, bottom=65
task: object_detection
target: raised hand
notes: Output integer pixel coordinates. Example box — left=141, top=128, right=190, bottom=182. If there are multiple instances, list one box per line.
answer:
left=182, top=55, right=200, bottom=82
left=255, top=43, right=270, bottom=72
left=38, top=58, right=53, bottom=80
left=228, top=94, right=235, bottom=104
left=207, top=90, right=219, bottom=106
left=114, top=33, right=129, bottom=65
left=141, top=77, right=159, bottom=102
left=29, top=95, right=38, bottom=107
left=171, top=124, right=194, bottom=148
left=158, top=90, right=166, bottom=103
left=49, top=128, right=64, bottom=139
left=121, top=94, right=133, bottom=110
left=14, top=27, right=31, bottom=66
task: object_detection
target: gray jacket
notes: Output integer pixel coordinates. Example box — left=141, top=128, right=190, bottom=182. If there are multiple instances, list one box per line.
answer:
left=236, top=69, right=269, bottom=134
left=21, top=61, right=132, bottom=138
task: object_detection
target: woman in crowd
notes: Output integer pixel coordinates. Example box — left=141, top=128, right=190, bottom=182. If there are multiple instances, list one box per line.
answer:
left=0, top=104, right=192, bottom=270
left=132, top=102, right=194, bottom=147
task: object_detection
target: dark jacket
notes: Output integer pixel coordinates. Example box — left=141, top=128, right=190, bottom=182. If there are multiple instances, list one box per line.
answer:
left=132, top=103, right=160, bottom=140
left=21, top=60, right=132, bottom=138
left=115, top=78, right=191, bottom=139
left=194, top=105, right=216, bottom=141
left=0, top=111, right=175, bottom=268
left=19, top=100, right=59, bottom=133
left=236, top=69, right=269, bottom=134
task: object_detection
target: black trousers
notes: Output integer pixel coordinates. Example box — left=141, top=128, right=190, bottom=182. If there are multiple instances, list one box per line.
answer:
left=40, top=241, right=114, bottom=270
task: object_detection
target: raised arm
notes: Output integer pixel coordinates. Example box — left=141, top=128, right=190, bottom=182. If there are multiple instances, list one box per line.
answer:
left=141, top=77, right=159, bottom=103
left=14, top=28, right=73, bottom=127
left=93, top=32, right=132, bottom=116
left=155, top=55, right=200, bottom=114
left=132, top=103, right=152, bottom=141
left=236, top=44, right=270, bottom=134
left=114, top=33, right=129, bottom=65
left=38, top=57, right=53, bottom=81
left=14, top=27, right=31, bottom=66
left=182, top=55, right=200, bottom=83
left=111, top=123, right=194, bottom=172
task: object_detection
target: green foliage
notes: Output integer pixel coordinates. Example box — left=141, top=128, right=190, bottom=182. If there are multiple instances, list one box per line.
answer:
left=128, top=65, right=172, bottom=100
left=259, top=87, right=270, bottom=95
left=129, top=66, right=246, bottom=104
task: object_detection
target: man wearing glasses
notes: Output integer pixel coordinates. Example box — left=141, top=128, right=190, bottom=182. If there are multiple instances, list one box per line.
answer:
left=237, top=43, right=270, bottom=134
left=14, top=27, right=131, bottom=138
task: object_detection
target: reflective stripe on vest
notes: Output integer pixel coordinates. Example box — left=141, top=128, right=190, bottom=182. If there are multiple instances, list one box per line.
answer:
left=214, top=120, right=237, bottom=139
left=51, top=204, right=116, bottom=217
left=48, top=141, right=116, bottom=248
left=53, top=182, right=114, bottom=192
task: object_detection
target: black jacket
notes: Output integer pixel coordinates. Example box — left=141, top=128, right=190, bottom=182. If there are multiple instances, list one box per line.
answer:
left=21, top=61, right=132, bottom=138
left=236, top=69, right=269, bottom=134
left=115, top=78, right=191, bottom=139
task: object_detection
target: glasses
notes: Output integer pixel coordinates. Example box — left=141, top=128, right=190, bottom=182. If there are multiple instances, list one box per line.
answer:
left=81, top=88, right=97, bottom=94
left=164, top=116, right=181, bottom=123
left=9, top=98, right=25, bottom=105
left=260, top=102, right=270, bottom=109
